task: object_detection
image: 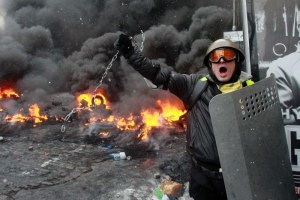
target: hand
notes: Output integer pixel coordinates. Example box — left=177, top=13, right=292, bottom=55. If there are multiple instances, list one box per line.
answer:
left=114, top=33, right=134, bottom=58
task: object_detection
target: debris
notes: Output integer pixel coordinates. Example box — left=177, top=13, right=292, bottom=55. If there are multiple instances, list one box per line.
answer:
left=21, top=171, right=31, bottom=176
left=160, top=179, right=183, bottom=197
left=28, top=145, right=34, bottom=151
left=0, top=136, right=4, bottom=141
left=41, top=158, right=60, bottom=168
left=153, top=185, right=170, bottom=200
left=153, top=185, right=163, bottom=200
left=108, top=152, right=126, bottom=160
left=159, top=152, right=192, bottom=183
left=126, top=156, right=132, bottom=161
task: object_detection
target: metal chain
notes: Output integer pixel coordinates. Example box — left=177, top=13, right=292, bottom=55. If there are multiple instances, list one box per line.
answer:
left=93, top=51, right=119, bottom=94
left=131, top=30, right=145, bottom=52
left=61, top=51, right=119, bottom=133
left=61, top=30, right=145, bottom=133
left=140, top=30, right=145, bottom=51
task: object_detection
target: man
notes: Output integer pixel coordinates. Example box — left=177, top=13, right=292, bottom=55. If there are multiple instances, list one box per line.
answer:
left=266, top=42, right=300, bottom=109
left=115, top=34, right=253, bottom=200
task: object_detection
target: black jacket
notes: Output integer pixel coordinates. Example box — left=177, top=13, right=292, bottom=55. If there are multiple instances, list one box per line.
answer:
left=126, top=49, right=251, bottom=168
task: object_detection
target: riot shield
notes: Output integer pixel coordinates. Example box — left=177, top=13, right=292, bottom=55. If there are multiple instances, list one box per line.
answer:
left=209, top=76, right=296, bottom=200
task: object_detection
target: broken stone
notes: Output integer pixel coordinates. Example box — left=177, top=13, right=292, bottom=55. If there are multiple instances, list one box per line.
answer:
left=28, top=145, right=33, bottom=151
left=160, top=179, right=183, bottom=197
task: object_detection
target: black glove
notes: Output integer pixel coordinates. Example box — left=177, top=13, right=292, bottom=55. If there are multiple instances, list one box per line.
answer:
left=114, top=34, right=134, bottom=58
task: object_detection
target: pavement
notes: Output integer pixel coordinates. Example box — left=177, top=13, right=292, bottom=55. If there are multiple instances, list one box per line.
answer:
left=0, top=123, right=193, bottom=200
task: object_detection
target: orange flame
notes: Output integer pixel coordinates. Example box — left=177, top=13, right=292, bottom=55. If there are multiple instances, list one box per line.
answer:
left=78, top=92, right=187, bottom=141
left=136, top=100, right=186, bottom=140
left=0, top=88, right=20, bottom=99
left=156, top=99, right=186, bottom=123
left=76, top=90, right=109, bottom=108
left=79, top=97, right=186, bottom=141
left=1, top=86, right=186, bottom=140
left=29, top=104, right=48, bottom=123
left=5, top=104, right=48, bottom=125
left=116, top=114, right=136, bottom=131
left=5, top=113, right=28, bottom=123
left=138, top=110, right=161, bottom=140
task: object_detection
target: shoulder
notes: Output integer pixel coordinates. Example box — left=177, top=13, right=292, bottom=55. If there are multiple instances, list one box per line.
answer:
left=240, top=71, right=254, bottom=86
left=240, top=71, right=252, bottom=81
left=269, top=52, right=300, bottom=71
left=170, top=72, right=203, bottom=83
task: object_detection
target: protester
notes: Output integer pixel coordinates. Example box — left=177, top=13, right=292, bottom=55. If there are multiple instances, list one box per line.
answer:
left=114, top=34, right=253, bottom=200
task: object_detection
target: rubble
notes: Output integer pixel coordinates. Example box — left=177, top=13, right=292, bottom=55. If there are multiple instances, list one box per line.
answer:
left=160, top=179, right=184, bottom=197
left=0, top=124, right=192, bottom=200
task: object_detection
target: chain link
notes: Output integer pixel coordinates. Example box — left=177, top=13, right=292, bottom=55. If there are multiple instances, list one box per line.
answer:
left=131, top=30, right=145, bottom=52
left=140, top=30, right=145, bottom=52
left=61, top=30, right=145, bottom=133
left=93, top=51, right=119, bottom=94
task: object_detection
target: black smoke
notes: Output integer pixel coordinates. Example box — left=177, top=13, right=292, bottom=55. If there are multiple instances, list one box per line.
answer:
left=0, top=0, right=235, bottom=117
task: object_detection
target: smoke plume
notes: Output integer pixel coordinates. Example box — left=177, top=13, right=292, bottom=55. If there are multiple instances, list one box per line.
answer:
left=0, top=0, right=234, bottom=117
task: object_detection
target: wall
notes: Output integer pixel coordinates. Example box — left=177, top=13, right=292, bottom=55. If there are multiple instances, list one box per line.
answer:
left=253, top=0, right=300, bottom=196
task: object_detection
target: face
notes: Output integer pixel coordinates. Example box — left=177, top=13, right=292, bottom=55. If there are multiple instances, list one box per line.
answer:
left=211, top=59, right=237, bottom=82
left=209, top=48, right=237, bottom=82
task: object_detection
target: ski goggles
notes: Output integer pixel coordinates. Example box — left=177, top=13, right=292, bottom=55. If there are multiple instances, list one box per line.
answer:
left=209, top=48, right=237, bottom=63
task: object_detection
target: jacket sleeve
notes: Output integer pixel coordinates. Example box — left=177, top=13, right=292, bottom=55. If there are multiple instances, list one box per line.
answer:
left=126, top=49, right=200, bottom=105
left=126, top=49, right=171, bottom=88
left=266, top=62, right=293, bottom=108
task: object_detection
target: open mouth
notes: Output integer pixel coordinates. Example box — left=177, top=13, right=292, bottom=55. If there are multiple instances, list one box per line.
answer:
left=219, top=67, right=227, bottom=73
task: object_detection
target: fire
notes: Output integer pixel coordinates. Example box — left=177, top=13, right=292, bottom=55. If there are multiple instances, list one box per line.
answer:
left=0, top=88, right=20, bottom=99
left=141, top=110, right=161, bottom=127
left=137, top=100, right=186, bottom=140
left=156, top=100, right=186, bottom=122
left=29, top=104, right=48, bottom=123
left=77, top=90, right=109, bottom=108
left=115, top=114, right=136, bottom=131
left=138, top=110, right=161, bottom=140
left=75, top=90, right=186, bottom=141
left=79, top=96, right=186, bottom=141
left=5, top=104, right=48, bottom=125
left=0, top=86, right=186, bottom=141
left=5, top=113, right=28, bottom=123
